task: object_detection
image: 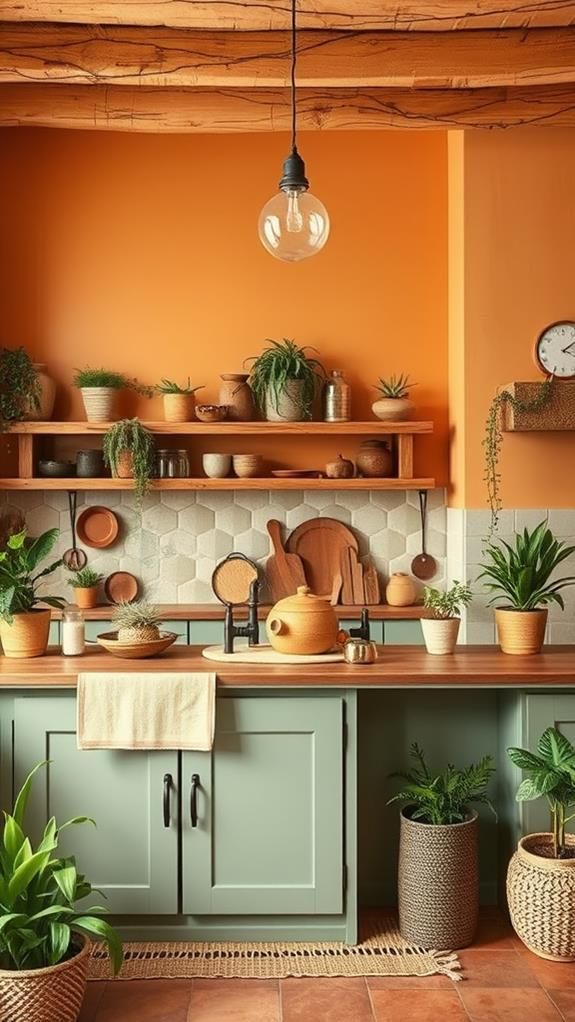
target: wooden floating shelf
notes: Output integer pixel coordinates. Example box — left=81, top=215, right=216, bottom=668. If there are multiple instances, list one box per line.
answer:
left=0, top=477, right=436, bottom=491
left=8, top=421, right=433, bottom=435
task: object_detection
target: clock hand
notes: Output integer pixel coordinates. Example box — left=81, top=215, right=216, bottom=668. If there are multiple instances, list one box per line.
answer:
left=561, top=341, right=575, bottom=356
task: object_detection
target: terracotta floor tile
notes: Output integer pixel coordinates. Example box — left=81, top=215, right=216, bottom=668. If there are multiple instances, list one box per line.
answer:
left=369, top=989, right=468, bottom=1022
left=187, top=978, right=280, bottom=1021
left=78, top=982, right=107, bottom=1021
left=460, top=988, right=562, bottom=1021
left=281, top=977, right=374, bottom=1022
left=367, top=973, right=455, bottom=989
left=456, top=950, right=539, bottom=987
left=548, top=989, right=575, bottom=1019
left=94, top=978, right=193, bottom=1021
left=517, top=950, right=575, bottom=989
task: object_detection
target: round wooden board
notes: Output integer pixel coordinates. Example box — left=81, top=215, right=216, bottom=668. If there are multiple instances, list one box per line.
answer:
left=104, top=571, right=140, bottom=605
left=286, top=517, right=358, bottom=597
left=202, top=644, right=344, bottom=665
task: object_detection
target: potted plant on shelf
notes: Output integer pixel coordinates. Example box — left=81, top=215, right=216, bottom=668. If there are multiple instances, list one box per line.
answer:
left=0, top=528, right=64, bottom=658
left=507, top=727, right=575, bottom=961
left=0, top=347, right=56, bottom=428
left=372, top=374, right=416, bottom=422
left=0, top=761, right=122, bottom=1022
left=478, top=520, right=575, bottom=655
left=246, top=338, right=325, bottom=421
left=421, top=581, right=472, bottom=654
left=388, top=743, right=496, bottom=950
left=155, top=378, right=204, bottom=423
left=66, top=567, right=102, bottom=610
left=102, top=418, right=155, bottom=506
left=112, top=601, right=161, bottom=642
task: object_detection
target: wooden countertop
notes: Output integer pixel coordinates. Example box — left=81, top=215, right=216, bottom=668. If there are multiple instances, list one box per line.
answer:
left=1, top=645, right=575, bottom=688
left=53, top=604, right=427, bottom=621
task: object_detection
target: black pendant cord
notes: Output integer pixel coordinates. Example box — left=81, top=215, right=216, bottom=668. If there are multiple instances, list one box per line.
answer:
left=290, top=0, right=297, bottom=153
left=278, top=0, right=309, bottom=191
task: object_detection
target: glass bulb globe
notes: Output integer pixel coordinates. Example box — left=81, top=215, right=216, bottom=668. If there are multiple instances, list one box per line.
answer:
left=258, top=188, right=330, bottom=262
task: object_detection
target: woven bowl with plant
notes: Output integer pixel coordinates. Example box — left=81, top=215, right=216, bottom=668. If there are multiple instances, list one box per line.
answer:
left=112, top=601, right=162, bottom=643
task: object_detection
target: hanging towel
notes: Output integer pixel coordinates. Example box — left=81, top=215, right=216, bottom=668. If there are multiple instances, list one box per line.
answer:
left=76, top=672, right=216, bottom=751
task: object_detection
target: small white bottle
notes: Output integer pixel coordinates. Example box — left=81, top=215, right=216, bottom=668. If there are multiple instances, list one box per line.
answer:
left=62, top=606, right=85, bottom=656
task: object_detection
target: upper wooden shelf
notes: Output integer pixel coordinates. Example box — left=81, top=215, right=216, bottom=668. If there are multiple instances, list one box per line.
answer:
left=8, top=420, right=433, bottom=436
left=0, top=477, right=435, bottom=491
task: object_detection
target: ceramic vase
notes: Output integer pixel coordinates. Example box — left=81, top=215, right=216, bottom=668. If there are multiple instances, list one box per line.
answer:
left=421, top=617, right=460, bottom=654
left=219, top=374, right=255, bottom=421
left=372, top=397, right=414, bottom=422
left=24, top=364, right=56, bottom=421
left=356, top=440, right=393, bottom=478
left=386, top=572, right=417, bottom=607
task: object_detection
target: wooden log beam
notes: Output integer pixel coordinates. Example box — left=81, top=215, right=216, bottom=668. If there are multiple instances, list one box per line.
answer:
left=2, top=1, right=575, bottom=31
left=3, top=25, right=575, bottom=89
left=3, top=83, right=575, bottom=131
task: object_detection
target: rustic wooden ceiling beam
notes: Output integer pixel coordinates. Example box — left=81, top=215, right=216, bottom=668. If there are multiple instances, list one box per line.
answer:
left=3, top=83, right=575, bottom=131
left=2, top=25, right=575, bottom=89
left=2, top=0, right=575, bottom=31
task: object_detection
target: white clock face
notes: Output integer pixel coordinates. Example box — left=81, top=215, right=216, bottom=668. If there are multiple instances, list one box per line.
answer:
left=536, top=322, right=575, bottom=378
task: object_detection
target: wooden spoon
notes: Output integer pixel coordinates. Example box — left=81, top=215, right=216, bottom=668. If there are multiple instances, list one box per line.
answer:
left=411, top=490, right=437, bottom=581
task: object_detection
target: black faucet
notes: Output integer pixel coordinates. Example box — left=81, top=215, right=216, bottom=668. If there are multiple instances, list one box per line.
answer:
left=223, top=578, right=260, bottom=654
left=348, top=608, right=371, bottom=642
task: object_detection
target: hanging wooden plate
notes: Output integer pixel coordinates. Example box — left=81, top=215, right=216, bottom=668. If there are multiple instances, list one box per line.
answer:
left=286, top=518, right=358, bottom=599
left=104, top=572, right=140, bottom=605
left=76, top=506, right=119, bottom=549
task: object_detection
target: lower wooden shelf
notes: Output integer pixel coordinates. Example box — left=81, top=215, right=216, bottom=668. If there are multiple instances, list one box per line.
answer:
left=0, top=477, right=435, bottom=491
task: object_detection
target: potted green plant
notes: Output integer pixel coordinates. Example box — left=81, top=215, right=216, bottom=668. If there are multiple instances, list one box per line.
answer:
left=478, top=520, right=575, bottom=655
left=0, top=761, right=122, bottom=1022
left=372, top=373, right=416, bottom=422
left=102, top=418, right=155, bottom=506
left=155, top=378, right=204, bottom=423
left=0, top=528, right=64, bottom=658
left=246, top=338, right=324, bottom=421
left=507, top=727, right=575, bottom=960
left=421, top=581, right=472, bottom=654
left=388, top=743, right=495, bottom=949
left=66, top=567, right=102, bottom=610
left=112, top=601, right=162, bottom=642
left=73, top=367, right=130, bottom=423
left=0, top=348, right=56, bottom=428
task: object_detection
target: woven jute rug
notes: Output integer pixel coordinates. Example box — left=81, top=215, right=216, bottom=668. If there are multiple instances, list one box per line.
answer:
left=87, top=915, right=461, bottom=982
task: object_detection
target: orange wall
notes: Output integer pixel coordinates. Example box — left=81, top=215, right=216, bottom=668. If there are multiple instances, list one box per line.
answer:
left=0, top=128, right=448, bottom=481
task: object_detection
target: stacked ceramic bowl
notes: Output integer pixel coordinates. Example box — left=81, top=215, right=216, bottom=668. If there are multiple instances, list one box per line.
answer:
left=202, top=453, right=264, bottom=479
left=233, top=454, right=264, bottom=478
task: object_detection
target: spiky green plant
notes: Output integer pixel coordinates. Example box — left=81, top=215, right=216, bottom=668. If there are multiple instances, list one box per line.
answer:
left=508, top=728, right=575, bottom=859
left=112, top=601, right=161, bottom=630
left=478, top=520, right=575, bottom=611
left=66, top=568, right=102, bottom=589
left=73, top=368, right=129, bottom=389
left=102, top=418, right=155, bottom=506
left=0, top=348, right=40, bottom=432
left=374, top=373, right=416, bottom=399
left=0, top=529, right=64, bottom=624
left=155, top=378, right=204, bottom=395
left=387, top=743, right=496, bottom=825
left=246, top=339, right=324, bottom=419
left=423, top=581, right=472, bottom=620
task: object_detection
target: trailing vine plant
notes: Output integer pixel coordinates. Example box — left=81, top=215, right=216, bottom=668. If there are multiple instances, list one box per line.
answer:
left=483, top=377, right=554, bottom=539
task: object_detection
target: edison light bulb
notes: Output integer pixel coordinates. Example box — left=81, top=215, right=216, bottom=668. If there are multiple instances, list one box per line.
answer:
left=259, top=187, right=330, bottom=263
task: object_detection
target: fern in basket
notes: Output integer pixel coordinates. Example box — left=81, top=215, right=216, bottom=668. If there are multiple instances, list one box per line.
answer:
left=387, top=743, right=496, bottom=825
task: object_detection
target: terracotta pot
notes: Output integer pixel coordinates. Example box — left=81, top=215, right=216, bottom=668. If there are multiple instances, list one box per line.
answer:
left=508, top=833, right=575, bottom=961
left=421, top=617, right=460, bottom=654
left=73, top=586, right=98, bottom=610
left=265, top=380, right=305, bottom=422
left=266, top=585, right=339, bottom=655
left=386, top=572, right=417, bottom=607
left=356, top=440, right=393, bottom=478
left=163, top=393, right=195, bottom=423
left=325, top=454, right=355, bottom=479
left=113, top=450, right=134, bottom=479
left=372, top=397, right=414, bottom=422
left=24, top=364, right=56, bottom=421
left=0, top=933, right=90, bottom=1022
left=495, top=608, right=547, bottom=655
left=219, top=374, right=255, bottom=421
left=0, top=608, right=51, bottom=658
left=81, top=387, right=116, bottom=423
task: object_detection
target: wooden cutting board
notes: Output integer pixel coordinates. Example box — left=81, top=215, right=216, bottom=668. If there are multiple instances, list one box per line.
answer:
left=349, top=548, right=365, bottom=604
left=266, top=519, right=307, bottom=600
left=202, top=644, right=344, bottom=664
left=364, top=564, right=381, bottom=605
left=286, top=518, right=358, bottom=599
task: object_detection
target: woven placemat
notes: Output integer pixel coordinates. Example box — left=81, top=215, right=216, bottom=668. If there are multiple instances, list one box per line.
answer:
left=88, top=915, right=461, bottom=982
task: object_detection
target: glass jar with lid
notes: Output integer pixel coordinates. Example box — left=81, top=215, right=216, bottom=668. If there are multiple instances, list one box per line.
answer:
left=62, top=606, right=85, bottom=656
left=157, top=449, right=190, bottom=478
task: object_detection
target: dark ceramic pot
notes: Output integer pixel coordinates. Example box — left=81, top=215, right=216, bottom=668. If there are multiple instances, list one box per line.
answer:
left=76, top=450, right=105, bottom=478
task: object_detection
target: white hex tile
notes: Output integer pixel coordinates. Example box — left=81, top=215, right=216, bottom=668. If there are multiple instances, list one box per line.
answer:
left=179, top=505, right=215, bottom=535
left=177, top=578, right=213, bottom=602
left=464, top=621, right=496, bottom=645
left=406, top=488, right=445, bottom=511
left=548, top=510, right=575, bottom=538
left=125, top=528, right=159, bottom=560
left=286, top=504, right=316, bottom=530
left=88, top=490, right=122, bottom=508
left=234, top=491, right=269, bottom=510
left=253, top=506, right=285, bottom=532
left=142, top=503, right=177, bottom=535
left=195, top=558, right=217, bottom=584
left=234, top=528, right=270, bottom=562
left=370, top=491, right=405, bottom=511
left=333, top=490, right=367, bottom=510
left=147, top=580, right=179, bottom=603
left=318, top=504, right=352, bottom=524
left=428, top=505, right=447, bottom=534
left=160, top=491, right=196, bottom=511
left=304, top=490, right=336, bottom=510
left=272, top=490, right=305, bottom=511
left=44, top=491, right=85, bottom=512
left=353, top=504, right=388, bottom=538
left=196, top=491, right=234, bottom=511
left=25, top=505, right=59, bottom=535
left=160, top=530, right=197, bottom=557
left=197, top=529, right=233, bottom=560
left=159, top=555, right=195, bottom=585
left=371, top=528, right=406, bottom=561
left=388, top=503, right=421, bottom=536
left=216, top=504, right=251, bottom=535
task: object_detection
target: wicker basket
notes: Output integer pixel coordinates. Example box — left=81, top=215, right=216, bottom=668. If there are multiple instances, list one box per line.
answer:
left=0, top=934, right=90, bottom=1022
left=398, top=808, right=479, bottom=950
left=507, top=833, right=575, bottom=961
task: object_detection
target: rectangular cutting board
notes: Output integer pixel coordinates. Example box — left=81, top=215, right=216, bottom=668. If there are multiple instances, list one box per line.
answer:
left=202, top=644, right=344, bottom=665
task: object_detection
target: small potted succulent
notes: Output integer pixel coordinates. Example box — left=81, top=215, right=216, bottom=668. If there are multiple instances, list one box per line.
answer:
left=0, top=761, right=122, bottom=1022
left=0, top=528, right=64, bottom=658
left=388, top=743, right=495, bottom=949
left=155, top=378, right=204, bottom=423
left=478, top=520, right=575, bottom=655
left=66, top=567, right=102, bottom=610
left=103, top=418, right=155, bottom=506
left=246, top=338, right=325, bottom=421
left=112, top=601, right=161, bottom=642
left=421, top=581, right=472, bottom=655
left=372, top=374, right=416, bottom=421
left=507, top=727, right=575, bottom=960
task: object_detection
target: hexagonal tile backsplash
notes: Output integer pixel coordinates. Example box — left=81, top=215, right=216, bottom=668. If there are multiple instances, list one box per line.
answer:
left=1, top=489, right=447, bottom=604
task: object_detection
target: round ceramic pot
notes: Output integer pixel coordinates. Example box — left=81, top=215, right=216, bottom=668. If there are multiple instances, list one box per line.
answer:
left=76, top=450, right=105, bottom=478
left=325, top=454, right=355, bottom=479
left=233, top=454, right=264, bottom=479
left=113, top=450, right=133, bottom=479
left=24, top=364, right=56, bottom=421
left=495, top=608, right=547, bottom=655
left=163, top=393, right=195, bottom=423
left=203, top=453, right=232, bottom=479
left=266, top=585, right=339, bottom=656
left=219, top=374, right=255, bottom=421
left=356, top=440, right=393, bottom=478
left=398, top=809, right=479, bottom=950
left=73, top=586, right=98, bottom=610
left=81, top=387, right=116, bottom=423
left=0, top=933, right=90, bottom=1022
left=508, top=833, right=575, bottom=961
left=265, top=380, right=305, bottom=422
left=372, top=397, right=414, bottom=422
left=421, top=617, right=460, bottom=655
left=0, top=608, right=51, bottom=658
left=386, top=572, right=417, bottom=607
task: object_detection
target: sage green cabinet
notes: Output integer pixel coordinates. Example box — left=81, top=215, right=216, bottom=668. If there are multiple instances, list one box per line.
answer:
left=523, top=694, right=575, bottom=835
left=183, top=695, right=344, bottom=916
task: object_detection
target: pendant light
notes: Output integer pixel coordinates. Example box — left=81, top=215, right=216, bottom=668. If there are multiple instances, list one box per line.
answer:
left=258, top=0, right=330, bottom=262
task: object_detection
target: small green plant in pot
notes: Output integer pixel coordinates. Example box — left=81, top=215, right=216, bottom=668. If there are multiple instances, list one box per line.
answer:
left=246, top=338, right=324, bottom=421
left=73, top=367, right=130, bottom=423
left=0, top=761, right=122, bottom=1022
left=421, top=581, right=472, bottom=655
left=478, top=520, right=575, bottom=655
left=0, top=528, right=64, bottom=658
left=155, top=378, right=204, bottom=423
left=507, top=727, right=575, bottom=960
left=0, top=348, right=41, bottom=431
left=372, top=373, right=416, bottom=422
left=66, top=567, right=102, bottom=610
left=103, top=418, right=155, bottom=507
left=388, top=744, right=495, bottom=950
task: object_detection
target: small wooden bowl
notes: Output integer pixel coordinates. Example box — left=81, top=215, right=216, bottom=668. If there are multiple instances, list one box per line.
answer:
left=196, top=405, right=228, bottom=422
left=97, top=630, right=177, bottom=659
left=233, top=454, right=264, bottom=478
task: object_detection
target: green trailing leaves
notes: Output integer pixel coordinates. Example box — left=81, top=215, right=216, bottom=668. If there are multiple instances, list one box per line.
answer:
left=387, top=743, right=496, bottom=825
left=478, top=520, right=575, bottom=612
left=508, top=727, right=575, bottom=858
left=102, top=418, right=155, bottom=508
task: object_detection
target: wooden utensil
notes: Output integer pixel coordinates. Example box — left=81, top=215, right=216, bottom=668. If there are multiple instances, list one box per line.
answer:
left=330, top=572, right=342, bottom=606
left=266, top=519, right=307, bottom=601
left=287, top=518, right=358, bottom=599
left=364, top=564, right=381, bottom=605
left=349, top=548, right=365, bottom=604
left=411, top=490, right=438, bottom=581
left=341, top=547, right=355, bottom=605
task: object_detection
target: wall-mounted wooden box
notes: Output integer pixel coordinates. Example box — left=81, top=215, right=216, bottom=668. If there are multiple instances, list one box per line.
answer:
left=502, top=381, right=575, bottom=431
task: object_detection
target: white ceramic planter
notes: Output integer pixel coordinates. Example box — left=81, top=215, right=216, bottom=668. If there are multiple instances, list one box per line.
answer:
left=81, top=387, right=116, bottom=423
left=371, top=397, right=414, bottom=422
left=421, top=617, right=460, bottom=655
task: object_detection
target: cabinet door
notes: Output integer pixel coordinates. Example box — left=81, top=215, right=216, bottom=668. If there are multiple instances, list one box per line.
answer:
left=13, top=695, right=179, bottom=914
left=183, top=695, right=344, bottom=916
left=524, top=695, right=575, bottom=834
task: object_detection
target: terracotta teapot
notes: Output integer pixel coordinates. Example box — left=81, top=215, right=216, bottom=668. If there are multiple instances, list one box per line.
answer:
left=266, top=585, right=341, bottom=655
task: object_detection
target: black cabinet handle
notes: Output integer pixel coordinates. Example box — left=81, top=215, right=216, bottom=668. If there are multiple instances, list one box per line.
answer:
left=190, top=773, right=200, bottom=828
left=163, top=773, right=172, bottom=828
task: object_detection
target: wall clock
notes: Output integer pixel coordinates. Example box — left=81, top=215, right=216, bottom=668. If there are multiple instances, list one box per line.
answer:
left=535, top=321, right=575, bottom=378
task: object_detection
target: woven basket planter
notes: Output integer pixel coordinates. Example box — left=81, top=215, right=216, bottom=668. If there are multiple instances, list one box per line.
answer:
left=495, top=608, right=547, bottom=655
left=0, top=934, right=90, bottom=1022
left=398, top=808, right=479, bottom=950
left=507, top=833, right=575, bottom=961
left=80, top=387, right=116, bottom=423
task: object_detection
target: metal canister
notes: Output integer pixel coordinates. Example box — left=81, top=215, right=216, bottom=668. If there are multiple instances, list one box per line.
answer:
left=324, top=369, right=351, bottom=422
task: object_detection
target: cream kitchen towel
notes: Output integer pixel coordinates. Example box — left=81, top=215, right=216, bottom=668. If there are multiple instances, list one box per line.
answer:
left=77, top=672, right=216, bottom=751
